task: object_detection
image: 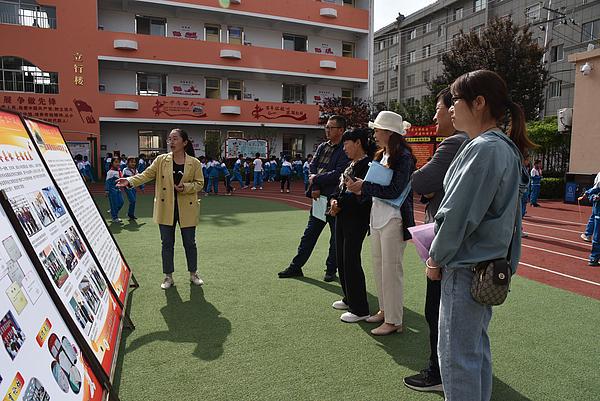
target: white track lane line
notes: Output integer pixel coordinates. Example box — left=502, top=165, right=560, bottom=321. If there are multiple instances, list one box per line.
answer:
left=236, top=194, right=311, bottom=208
left=523, top=214, right=586, bottom=226
left=524, top=231, right=590, bottom=247
left=519, top=262, right=600, bottom=287
left=521, top=244, right=588, bottom=261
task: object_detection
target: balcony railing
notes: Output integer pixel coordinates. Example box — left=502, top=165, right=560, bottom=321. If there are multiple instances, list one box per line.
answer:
left=0, top=2, right=57, bottom=29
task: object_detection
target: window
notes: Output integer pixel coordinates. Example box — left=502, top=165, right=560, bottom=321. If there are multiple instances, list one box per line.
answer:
left=550, top=44, right=564, bottom=62
left=136, top=72, right=166, bottom=96
left=1, top=2, right=56, bottom=28
left=228, top=79, right=243, bottom=100
left=549, top=80, right=562, bottom=98
left=438, top=23, right=445, bottom=37
left=390, top=77, right=398, bottom=89
left=0, top=56, right=58, bottom=93
left=424, top=22, right=432, bottom=34
left=227, top=130, right=244, bottom=138
left=138, top=130, right=167, bottom=159
left=205, top=24, right=221, bottom=42
left=406, top=74, right=415, bottom=87
left=526, top=4, right=541, bottom=23
left=410, top=28, right=417, bottom=40
left=135, top=15, right=166, bottom=36
left=473, top=0, right=487, bottom=12
left=342, top=42, right=355, bottom=58
left=582, top=20, right=598, bottom=42
left=282, top=84, right=306, bottom=103
left=378, top=41, right=385, bottom=51
left=377, top=81, right=384, bottom=93
left=454, top=8, right=463, bottom=21
left=408, top=50, right=416, bottom=63
left=405, top=97, right=415, bottom=106
left=390, top=55, right=398, bottom=68
left=391, top=34, right=399, bottom=45
left=422, top=69, right=430, bottom=83
left=472, top=24, right=485, bottom=37
left=283, top=34, right=307, bottom=52
left=282, top=134, right=305, bottom=156
left=437, top=49, right=444, bottom=62
left=206, top=77, right=221, bottom=99
left=376, top=60, right=386, bottom=72
left=422, top=45, right=431, bottom=58
left=341, top=88, right=354, bottom=101
left=227, top=26, right=243, bottom=45
left=343, top=0, right=355, bottom=6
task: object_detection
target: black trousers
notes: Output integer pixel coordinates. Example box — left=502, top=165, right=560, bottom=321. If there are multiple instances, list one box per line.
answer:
left=280, top=176, right=290, bottom=190
left=335, top=214, right=369, bottom=316
left=425, top=277, right=441, bottom=378
left=288, top=212, right=336, bottom=274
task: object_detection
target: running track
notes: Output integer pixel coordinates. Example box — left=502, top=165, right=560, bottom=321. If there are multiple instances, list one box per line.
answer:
left=90, top=182, right=600, bottom=300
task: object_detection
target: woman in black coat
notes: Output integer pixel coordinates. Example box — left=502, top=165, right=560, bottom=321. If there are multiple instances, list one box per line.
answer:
left=329, top=128, right=376, bottom=323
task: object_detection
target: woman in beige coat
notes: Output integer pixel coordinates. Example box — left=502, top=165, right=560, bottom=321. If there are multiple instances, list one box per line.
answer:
left=117, top=129, right=204, bottom=289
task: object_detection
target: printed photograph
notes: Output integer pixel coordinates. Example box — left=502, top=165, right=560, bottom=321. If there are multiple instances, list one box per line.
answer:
left=53, top=235, right=78, bottom=272
left=68, top=291, right=94, bottom=333
left=41, top=186, right=66, bottom=218
left=9, top=196, right=42, bottom=237
left=88, top=264, right=107, bottom=296
left=28, top=191, right=55, bottom=227
left=2, top=235, right=22, bottom=262
left=78, top=275, right=101, bottom=313
left=51, top=360, right=70, bottom=393
left=65, top=226, right=86, bottom=259
left=23, top=377, right=50, bottom=401
left=0, top=310, right=26, bottom=360
left=38, top=245, right=69, bottom=289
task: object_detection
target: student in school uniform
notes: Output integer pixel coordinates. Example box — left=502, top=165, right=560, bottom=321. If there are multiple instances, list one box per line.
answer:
left=119, top=154, right=128, bottom=171
left=269, top=156, right=278, bottom=182
left=103, top=153, right=113, bottom=176
left=137, top=153, right=147, bottom=192
left=232, top=154, right=246, bottom=189
left=263, top=159, right=270, bottom=183
left=221, top=158, right=234, bottom=195
left=82, top=156, right=94, bottom=182
left=280, top=155, right=293, bottom=193
left=244, top=157, right=251, bottom=188
left=207, top=157, right=220, bottom=194
left=293, top=154, right=303, bottom=179
left=579, top=171, right=600, bottom=266
left=303, top=154, right=313, bottom=191
left=105, top=157, right=124, bottom=223
left=122, top=157, right=138, bottom=220
left=529, top=159, right=542, bottom=207
left=252, top=153, right=264, bottom=190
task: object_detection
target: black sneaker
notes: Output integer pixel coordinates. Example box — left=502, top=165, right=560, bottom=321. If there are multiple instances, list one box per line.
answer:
left=323, top=272, right=337, bottom=282
left=278, top=268, right=304, bottom=278
left=589, top=259, right=600, bottom=267
left=403, top=369, right=443, bottom=393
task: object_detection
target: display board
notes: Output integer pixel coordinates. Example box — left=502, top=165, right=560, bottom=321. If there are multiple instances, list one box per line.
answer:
left=23, top=117, right=131, bottom=305
left=0, top=207, right=104, bottom=401
left=405, top=125, right=438, bottom=169
left=0, top=110, right=122, bottom=377
left=224, top=138, right=269, bottom=158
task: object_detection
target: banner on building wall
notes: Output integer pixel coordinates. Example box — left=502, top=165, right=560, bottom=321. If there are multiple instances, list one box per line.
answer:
left=0, top=206, right=104, bottom=401
left=224, top=139, right=269, bottom=158
left=170, top=23, right=200, bottom=40
left=405, top=125, right=438, bottom=168
left=170, top=78, right=201, bottom=97
left=314, top=43, right=334, bottom=55
left=0, top=95, right=96, bottom=127
left=67, top=142, right=91, bottom=161
left=23, top=117, right=132, bottom=305
left=312, top=89, right=336, bottom=105
left=0, top=110, right=123, bottom=379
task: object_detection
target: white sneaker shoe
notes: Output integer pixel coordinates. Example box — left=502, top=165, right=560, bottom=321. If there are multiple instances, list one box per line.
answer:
left=581, top=233, right=592, bottom=242
left=190, top=272, right=204, bottom=286
left=251, top=187, right=257, bottom=190
left=340, top=312, right=370, bottom=323
left=160, top=276, right=174, bottom=289
left=332, top=300, right=348, bottom=310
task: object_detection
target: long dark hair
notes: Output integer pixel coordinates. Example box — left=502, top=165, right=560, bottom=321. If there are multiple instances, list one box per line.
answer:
left=341, top=128, right=377, bottom=159
left=374, top=132, right=417, bottom=169
left=451, top=70, right=535, bottom=156
left=171, top=128, right=195, bottom=157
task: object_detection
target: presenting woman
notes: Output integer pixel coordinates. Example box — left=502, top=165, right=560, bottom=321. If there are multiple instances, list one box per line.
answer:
left=117, top=128, right=204, bottom=289
left=427, top=70, right=532, bottom=400
left=347, top=111, right=416, bottom=336
left=329, top=128, right=375, bottom=323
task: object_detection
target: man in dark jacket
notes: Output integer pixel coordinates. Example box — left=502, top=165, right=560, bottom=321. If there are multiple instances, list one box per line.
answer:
left=403, top=88, right=468, bottom=393
left=278, top=115, right=350, bottom=281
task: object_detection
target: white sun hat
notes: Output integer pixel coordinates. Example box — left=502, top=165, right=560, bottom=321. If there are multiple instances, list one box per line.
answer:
left=368, top=111, right=412, bottom=135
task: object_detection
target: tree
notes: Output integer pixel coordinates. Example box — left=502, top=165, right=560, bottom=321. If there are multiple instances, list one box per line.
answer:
left=391, top=97, right=436, bottom=126
left=435, top=17, right=548, bottom=121
left=319, top=96, right=373, bottom=128
left=526, top=116, right=570, bottom=175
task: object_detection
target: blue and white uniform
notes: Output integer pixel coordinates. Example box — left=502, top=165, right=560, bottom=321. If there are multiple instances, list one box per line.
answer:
left=105, top=169, right=124, bottom=221
left=122, top=166, right=137, bottom=218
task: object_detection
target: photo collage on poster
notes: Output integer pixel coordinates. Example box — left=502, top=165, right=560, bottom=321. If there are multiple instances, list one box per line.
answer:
left=24, top=118, right=131, bottom=304
left=0, top=207, right=102, bottom=401
left=0, top=110, right=122, bottom=376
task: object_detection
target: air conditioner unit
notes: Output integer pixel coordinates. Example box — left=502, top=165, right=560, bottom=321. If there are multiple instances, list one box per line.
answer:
left=557, top=108, right=572, bottom=132
left=392, top=65, right=398, bottom=71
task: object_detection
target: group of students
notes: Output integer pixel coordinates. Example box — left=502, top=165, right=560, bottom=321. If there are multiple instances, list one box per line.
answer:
left=279, top=69, right=531, bottom=401
left=199, top=153, right=314, bottom=194
left=103, top=153, right=147, bottom=223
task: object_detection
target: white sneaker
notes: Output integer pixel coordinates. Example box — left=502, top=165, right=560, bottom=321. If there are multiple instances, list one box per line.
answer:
left=581, top=233, right=592, bottom=242
left=190, top=273, right=204, bottom=286
left=340, top=312, right=370, bottom=323
left=332, top=300, right=348, bottom=310
left=251, top=187, right=257, bottom=190
left=160, top=276, right=174, bottom=289
left=259, top=187, right=263, bottom=190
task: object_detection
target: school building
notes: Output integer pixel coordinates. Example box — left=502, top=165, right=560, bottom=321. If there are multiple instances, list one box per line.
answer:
left=0, top=0, right=373, bottom=169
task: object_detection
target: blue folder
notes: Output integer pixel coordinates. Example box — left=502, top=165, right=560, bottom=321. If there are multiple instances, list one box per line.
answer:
left=364, top=161, right=411, bottom=208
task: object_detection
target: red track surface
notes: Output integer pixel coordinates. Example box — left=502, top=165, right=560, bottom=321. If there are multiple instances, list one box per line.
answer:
left=90, top=181, right=600, bottom=300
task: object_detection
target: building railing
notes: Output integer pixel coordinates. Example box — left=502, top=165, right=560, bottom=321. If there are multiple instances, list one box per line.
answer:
left=0, top=2, right=56, bottom=29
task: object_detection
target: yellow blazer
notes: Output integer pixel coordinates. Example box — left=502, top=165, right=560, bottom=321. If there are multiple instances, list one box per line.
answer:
left=127, top=153, right=204, bottom=228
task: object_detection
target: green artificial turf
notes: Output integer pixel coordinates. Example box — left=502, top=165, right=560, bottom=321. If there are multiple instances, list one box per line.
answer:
left=96, top=194, right=599, bottom=401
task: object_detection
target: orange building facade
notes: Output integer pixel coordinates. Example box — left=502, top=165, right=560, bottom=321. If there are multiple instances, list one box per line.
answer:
left=0, top=0, right=373, bottom=169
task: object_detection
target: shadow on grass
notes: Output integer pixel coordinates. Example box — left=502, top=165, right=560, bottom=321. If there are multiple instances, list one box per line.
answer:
left=123, top=285, right=231, bottom=361
left=295, top=276, right=531, bottom=401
